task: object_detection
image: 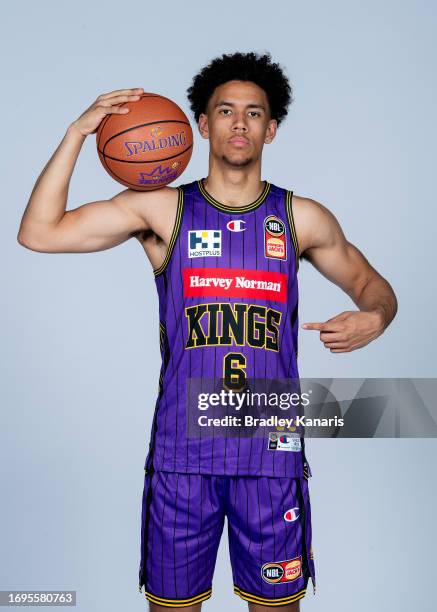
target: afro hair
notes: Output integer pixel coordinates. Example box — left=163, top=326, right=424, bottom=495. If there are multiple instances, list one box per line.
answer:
left=187, top=51, right=293, bottom=126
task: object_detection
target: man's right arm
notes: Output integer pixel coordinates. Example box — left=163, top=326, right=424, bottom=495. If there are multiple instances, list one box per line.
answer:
left=16, top=87, right=173, bottom=253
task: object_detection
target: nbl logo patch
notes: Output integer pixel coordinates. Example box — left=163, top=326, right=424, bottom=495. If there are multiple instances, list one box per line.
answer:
left=261, top=556, right=302, bottom=583
left=188, top=230, right=221, bottom=258
left=264, top=215, right=287, bottom=260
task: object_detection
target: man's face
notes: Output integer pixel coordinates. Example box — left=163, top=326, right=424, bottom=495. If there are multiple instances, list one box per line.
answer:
left=198, top=80, right=277, bottom=168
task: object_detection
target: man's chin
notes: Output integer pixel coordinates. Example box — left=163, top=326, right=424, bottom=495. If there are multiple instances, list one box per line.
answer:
left=221, top=154, right=254, bottom=168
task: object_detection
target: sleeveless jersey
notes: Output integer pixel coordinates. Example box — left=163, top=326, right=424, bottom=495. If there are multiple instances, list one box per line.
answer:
left=144, top=179, right=312, bottom=477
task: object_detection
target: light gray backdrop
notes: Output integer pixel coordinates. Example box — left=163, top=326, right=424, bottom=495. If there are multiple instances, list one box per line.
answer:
left=1, top=1, right=436, bottom=611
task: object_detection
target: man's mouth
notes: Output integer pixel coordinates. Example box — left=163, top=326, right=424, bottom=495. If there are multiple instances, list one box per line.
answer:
left=228, top=137, right=250, bottom=148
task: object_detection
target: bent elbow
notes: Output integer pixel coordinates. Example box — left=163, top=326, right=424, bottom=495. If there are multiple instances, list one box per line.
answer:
left=17, top=231, right=51, bottom=253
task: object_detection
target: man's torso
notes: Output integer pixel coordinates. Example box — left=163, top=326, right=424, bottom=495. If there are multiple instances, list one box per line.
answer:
left=139, top=179, right=311, bottom=477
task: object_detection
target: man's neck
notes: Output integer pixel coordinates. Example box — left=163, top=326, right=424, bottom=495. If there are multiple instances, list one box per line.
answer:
left=203, top=162, right=264, bottom=207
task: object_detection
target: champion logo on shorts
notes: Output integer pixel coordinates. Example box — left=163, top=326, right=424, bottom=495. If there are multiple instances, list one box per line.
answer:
left=188, top=230, right=221, bottom=258
left=284, top=507, right=300, bottom=522
left=261, top=556, right=302, bottom=583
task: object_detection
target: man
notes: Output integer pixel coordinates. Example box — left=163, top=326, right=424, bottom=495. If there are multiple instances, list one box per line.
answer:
left=18, top=52, right=397, bottom=611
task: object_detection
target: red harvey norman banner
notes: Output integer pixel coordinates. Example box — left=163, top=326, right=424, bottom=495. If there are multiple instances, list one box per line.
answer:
left=183, top=267, right=288, bottom=303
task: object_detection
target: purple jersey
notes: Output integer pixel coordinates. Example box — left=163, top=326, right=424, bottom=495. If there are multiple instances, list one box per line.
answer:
left=144, top=179, right=311, bottom=477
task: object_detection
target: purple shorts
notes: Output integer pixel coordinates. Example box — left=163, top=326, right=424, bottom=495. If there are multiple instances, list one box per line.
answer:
left=139, top=468, right=316, bottom=608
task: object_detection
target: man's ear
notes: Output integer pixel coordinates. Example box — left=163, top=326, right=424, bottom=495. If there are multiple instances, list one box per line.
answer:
left=198, top=113, right=209, bottom=139
left=264, top=119, right=278, bottom=144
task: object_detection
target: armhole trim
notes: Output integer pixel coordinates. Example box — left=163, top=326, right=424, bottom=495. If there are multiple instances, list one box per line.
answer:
left=153, top=188, right=184, bottom=277
left=285, top=190, right=300, bottom=272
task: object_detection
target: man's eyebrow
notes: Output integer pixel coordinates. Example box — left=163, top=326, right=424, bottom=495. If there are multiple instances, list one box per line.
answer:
left=214, top=100, right=266, bottom=110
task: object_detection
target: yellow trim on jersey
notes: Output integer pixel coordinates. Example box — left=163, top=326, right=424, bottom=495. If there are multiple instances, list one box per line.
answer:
left=198, top=178, right=271, bottom=213
left=144, top=588, right=212, bottom=607
left=153, top=188, right=184, bottom=277
left=234, top=585, right=307, bottom=606
left=285, top=190, right=300, bottom=272
left=159, top=321, right=165, bottom=349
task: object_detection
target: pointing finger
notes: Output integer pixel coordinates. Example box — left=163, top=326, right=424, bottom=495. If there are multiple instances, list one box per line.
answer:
left=301, top=322, right=325, bottom=330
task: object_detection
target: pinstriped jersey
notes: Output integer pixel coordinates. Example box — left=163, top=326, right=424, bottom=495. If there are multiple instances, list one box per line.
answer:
left=144, top=179, right=311, bottom=476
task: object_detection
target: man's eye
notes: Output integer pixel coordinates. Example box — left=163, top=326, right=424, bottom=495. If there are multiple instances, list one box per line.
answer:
left=249, top=111, right=260, bottom=118
left=219, top=109, right=232, bottom=115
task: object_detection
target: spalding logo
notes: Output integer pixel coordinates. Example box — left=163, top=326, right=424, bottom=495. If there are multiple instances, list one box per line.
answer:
left=226, top=220, right=246, bottom=232
left=284, top=507, right=300, bottom=522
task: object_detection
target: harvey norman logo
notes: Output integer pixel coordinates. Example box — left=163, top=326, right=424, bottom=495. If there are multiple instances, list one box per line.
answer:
left=183, top=268, right=288, bottom=303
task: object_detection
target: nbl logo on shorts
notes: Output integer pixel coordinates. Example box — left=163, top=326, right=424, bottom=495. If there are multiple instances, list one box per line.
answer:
left=188, top=230, right=222, bottom=258
left=261, top=556, right=302, bottom=583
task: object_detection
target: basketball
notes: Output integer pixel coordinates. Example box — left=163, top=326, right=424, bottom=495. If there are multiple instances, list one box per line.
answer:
left=96, top=93, right=193, bottom=191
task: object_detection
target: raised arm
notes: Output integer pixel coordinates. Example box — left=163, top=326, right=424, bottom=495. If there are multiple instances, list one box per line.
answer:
left=17, top=88, right=174, bottom=253
left=293, top=196, right=398, bottom=352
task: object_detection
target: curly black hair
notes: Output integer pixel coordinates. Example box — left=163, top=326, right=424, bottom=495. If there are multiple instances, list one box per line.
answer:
left=187, top=52, right=293, bottom=126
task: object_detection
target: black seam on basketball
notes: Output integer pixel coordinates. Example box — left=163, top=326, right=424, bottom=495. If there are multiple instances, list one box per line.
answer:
left=102, top=119, right=191, bottom=153
left=99, top=151, right=163, bottom=190
left=97, top=113, right=111, bottom=140
left=98, top=143, right=193, bottom=164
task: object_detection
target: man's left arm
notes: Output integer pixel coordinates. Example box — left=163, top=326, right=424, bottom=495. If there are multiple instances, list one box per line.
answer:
left=295, top=197, right=398, bottom=353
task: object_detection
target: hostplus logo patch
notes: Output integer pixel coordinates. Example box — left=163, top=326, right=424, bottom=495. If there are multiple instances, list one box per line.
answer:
left=188, top=230, right=222, bottom=258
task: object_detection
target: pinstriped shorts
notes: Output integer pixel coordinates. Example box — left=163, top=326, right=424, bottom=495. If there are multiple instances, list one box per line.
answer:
left=139, top=469, right=316, bottom=608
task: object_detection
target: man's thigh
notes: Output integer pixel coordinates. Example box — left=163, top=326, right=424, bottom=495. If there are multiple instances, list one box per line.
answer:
left=227, top=473, right=316, bottom=608
left=139, top=470, right=225, bottom=608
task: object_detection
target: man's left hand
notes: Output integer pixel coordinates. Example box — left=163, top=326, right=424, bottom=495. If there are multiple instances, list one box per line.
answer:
left=301, top=310, right=385, bottom=353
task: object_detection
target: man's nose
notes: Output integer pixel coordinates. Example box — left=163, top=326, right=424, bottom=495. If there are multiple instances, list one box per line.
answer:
left=231, top=112, right=248, bottom=131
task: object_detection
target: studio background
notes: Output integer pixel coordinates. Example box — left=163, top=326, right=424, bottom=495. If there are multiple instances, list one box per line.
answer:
left=1, top=1, right=436, bottom=611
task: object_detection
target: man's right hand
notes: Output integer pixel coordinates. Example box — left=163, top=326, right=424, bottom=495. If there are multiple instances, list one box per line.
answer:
left=18, top=84, right=180, bottom=259
left=71, top=87, right=144, bottom=137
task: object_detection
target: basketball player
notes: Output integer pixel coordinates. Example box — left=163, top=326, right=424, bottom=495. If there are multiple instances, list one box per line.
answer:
left=18, top=52, right=397, bottom=611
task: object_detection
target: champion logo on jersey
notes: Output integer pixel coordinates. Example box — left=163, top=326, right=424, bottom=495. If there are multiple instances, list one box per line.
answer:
left=188, top=230, right=221, bottom=258
left=261, top=556, right=302, bottom=583
left=226, top=219, right=246, bottom=232
left=284, top=507, right=300, bottom=522
left=264, top=215, right=287, bottom=260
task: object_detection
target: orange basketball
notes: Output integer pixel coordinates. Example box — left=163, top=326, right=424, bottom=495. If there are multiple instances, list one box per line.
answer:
left=96, top=93, right=193, bottom=191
